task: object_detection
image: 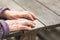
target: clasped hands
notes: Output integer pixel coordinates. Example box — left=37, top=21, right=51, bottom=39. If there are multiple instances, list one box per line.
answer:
left=2, top=10, right=36, bottom=32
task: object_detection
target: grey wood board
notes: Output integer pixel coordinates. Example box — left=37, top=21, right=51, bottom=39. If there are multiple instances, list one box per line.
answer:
left=0, top=0, right=24, bottom=11
left=36, top=0, right=60, bottom=16
left=14, top=0, right=60, bottom=26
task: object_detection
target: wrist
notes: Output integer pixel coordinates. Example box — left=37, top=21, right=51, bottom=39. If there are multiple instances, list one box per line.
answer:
left=1, top=10, right=10, bottom=19
left=0, top=7, right=10, bottom=19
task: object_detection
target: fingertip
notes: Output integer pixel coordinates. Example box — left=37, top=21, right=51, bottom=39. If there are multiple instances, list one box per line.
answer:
left=29, top=15, right=34, bottom=21
left=31, top=18, right=34, bottom=21
left=28, top=28, right=32, bottom=30
left=30, top=12, right=36, bottom=20
left=26, top=27, right=32, bottom=30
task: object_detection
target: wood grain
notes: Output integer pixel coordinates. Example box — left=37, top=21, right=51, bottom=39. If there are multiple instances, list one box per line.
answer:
left=36, top=0, right=60, bottom=16
left=14, top=0, right=60, bottom=26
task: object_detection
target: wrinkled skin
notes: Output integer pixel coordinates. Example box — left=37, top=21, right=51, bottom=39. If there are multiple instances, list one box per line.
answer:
left=3, top=10, right=36, bottom=32
left=5, top=19, right=35, bottom=32
left=3, top=10, right=36, bottom=20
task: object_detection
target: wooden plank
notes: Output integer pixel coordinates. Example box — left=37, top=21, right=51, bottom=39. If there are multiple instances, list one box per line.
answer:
left=14, top=0, right=60, bottom=26
left=0, top=0, right=7, bottom=5
left=36, top=0, right=60, bottom=16
left=0, top=0, right=24, bottom=11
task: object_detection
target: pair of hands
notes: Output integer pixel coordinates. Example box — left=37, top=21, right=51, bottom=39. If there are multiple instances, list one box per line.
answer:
left=3, top=10, right=36, bottom=32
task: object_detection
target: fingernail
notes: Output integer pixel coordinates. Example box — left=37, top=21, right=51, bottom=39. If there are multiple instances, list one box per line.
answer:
left=33, top=22, right=36, bottom=25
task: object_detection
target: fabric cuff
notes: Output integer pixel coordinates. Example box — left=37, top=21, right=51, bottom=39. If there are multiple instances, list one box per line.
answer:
left=0, top=7, right=10, bottom=14
left=0, top=20, right=9, bottom=37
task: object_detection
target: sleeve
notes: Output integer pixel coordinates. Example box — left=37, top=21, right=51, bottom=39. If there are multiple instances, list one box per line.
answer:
left=0, top=7, right=10, bottom=19
left=0, top=20, right=9, bottom=38
left=0, top=7, right=9, bottom=14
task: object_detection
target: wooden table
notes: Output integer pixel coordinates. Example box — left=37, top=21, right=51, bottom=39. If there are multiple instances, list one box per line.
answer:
left=0, top=0, right=60, bottom=40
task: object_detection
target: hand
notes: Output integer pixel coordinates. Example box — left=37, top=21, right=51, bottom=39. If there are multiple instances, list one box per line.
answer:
left=5, top=19, right=35, bottom=32
left=4, top=10, right=36, bottom=20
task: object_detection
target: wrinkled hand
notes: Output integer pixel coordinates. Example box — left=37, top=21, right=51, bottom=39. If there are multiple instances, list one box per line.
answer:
left=5, top=19, right=35, bottom=32
left=4, top=10, right=36, bottom=20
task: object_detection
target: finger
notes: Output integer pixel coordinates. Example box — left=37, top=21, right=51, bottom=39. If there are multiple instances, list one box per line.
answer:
left=27, top=14, right=34, bottom=20
left=24, top=11, right=34, bottom=20
left=24, top=21, right=36, bottom=28
left=18, top=19, right=36, bottom=27
left=17, top=13, right=34, bottom=21
left=29, top=12, right=36, bottom=19
left=20, top=26, right=32, bottom=30
left=8, top=16, right=18, bottom=20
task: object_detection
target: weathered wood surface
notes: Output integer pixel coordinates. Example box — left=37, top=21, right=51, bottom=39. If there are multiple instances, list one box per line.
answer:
left=14, top=0, right=60, bottom=26
left=0, top=0, right=24, bottom=11
left=36, top=0, right=60, bottom=15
